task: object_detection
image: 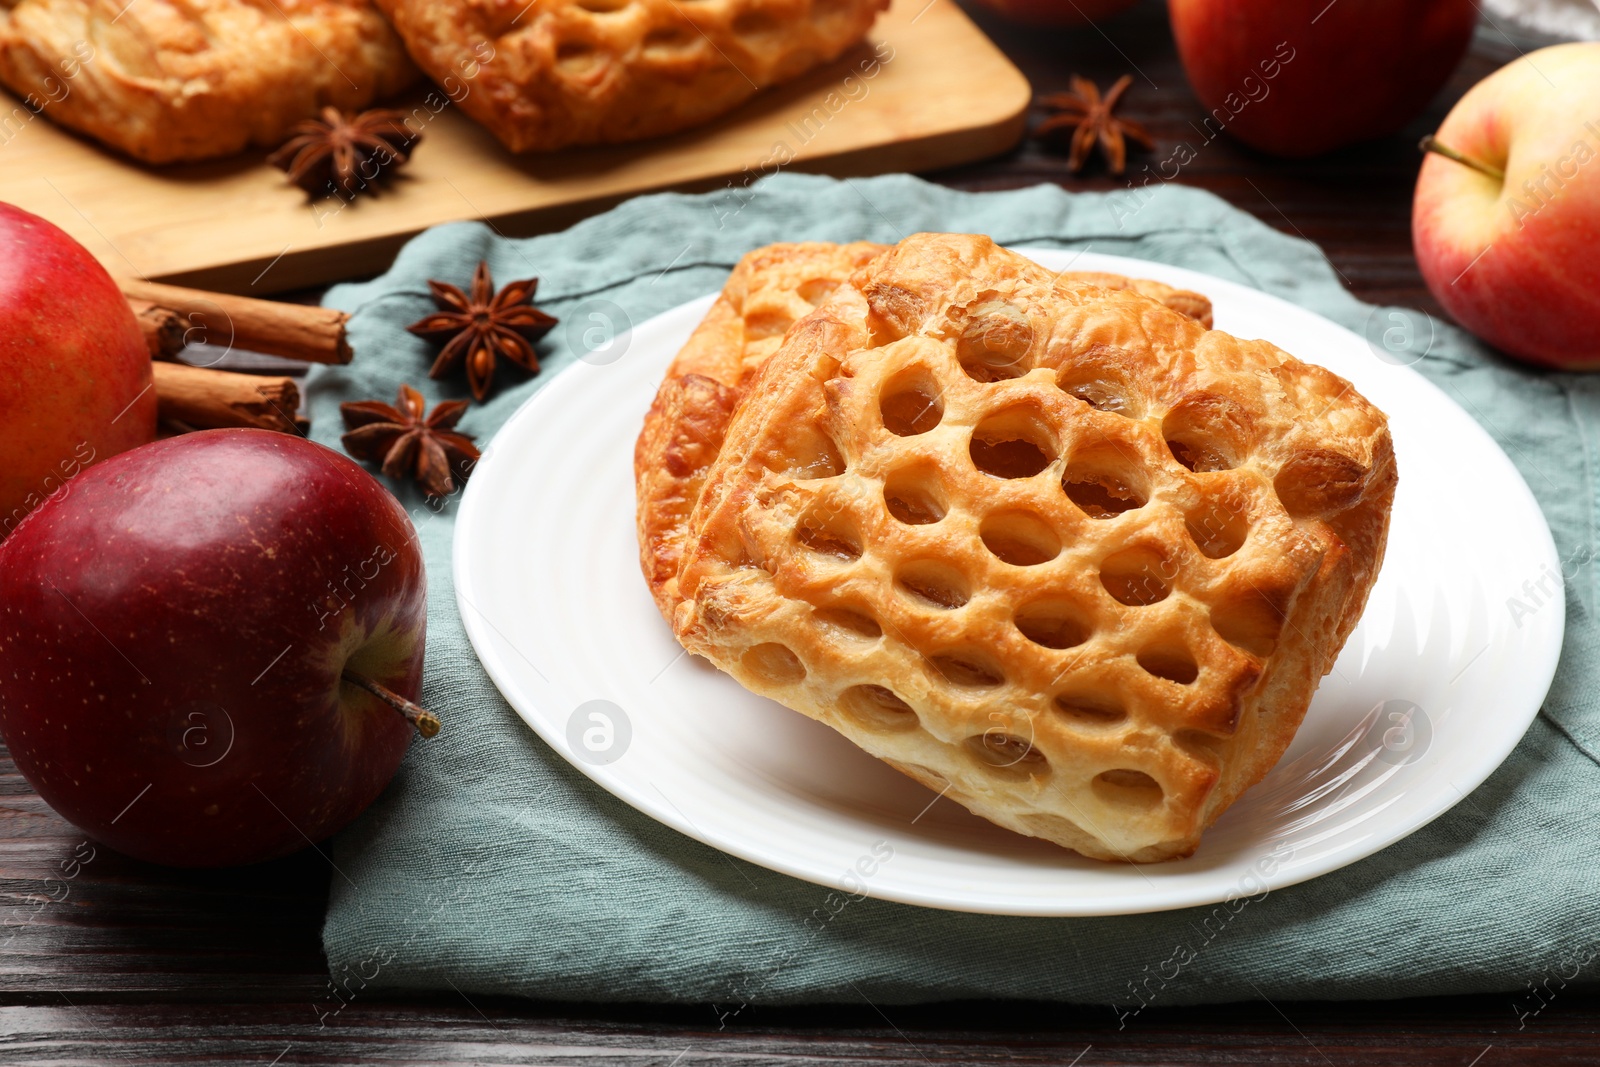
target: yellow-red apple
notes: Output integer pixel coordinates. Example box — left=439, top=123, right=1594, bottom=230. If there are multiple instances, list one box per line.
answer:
left=1413, top=43, right=1600, bottom=368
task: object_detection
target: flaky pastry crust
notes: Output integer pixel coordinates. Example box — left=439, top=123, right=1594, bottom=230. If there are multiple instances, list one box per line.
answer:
left=635, top=234, right=1394, bottom=862
left=635, top=241, right=1218, bottom=620
left=374, top=0, right=889, bottom=152
left=0, top=0, right=417, bottom=164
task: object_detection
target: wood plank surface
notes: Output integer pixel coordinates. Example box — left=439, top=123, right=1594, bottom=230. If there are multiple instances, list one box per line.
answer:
left=4, top=1, right=1599, bottom=1063
left=2, top=995, right=1599, bottom=1065
left=0, top=0, right=1028, bottom=294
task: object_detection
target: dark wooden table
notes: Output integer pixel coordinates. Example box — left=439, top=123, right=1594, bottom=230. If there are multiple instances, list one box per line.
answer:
left=5, top=3, right=1597, bottom=1063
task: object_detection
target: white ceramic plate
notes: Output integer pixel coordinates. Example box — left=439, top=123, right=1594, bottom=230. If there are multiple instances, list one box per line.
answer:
left=455, top=250, right=1563, bottom=916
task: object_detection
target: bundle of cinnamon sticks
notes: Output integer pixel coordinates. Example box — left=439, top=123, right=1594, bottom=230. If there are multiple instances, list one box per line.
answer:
left=124, top=278, right=353, bottom=436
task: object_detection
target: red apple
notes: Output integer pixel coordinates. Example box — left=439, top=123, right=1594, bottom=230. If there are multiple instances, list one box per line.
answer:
left=0, top=429, right=429, bottom=867
left=0, top=202, right=156, bottom=540
left=1168, top=0, right=1478, bottom=157
left=1413, top=43, right=1600, bottom=368
left=968, top=0, right=1137, bottom=29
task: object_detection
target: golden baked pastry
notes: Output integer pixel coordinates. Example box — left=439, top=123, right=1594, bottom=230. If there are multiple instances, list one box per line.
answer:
left=374, top=0, right=889, bottom=152
left=637, top=241, right=885, bottom=620
left=1065, top=270, right=1214, bottom=331
left=636, top=233, right=1395, bottom=862
left=0, top=0, right=417, bottom=164
left=635, top=241, right=1217, bottom=621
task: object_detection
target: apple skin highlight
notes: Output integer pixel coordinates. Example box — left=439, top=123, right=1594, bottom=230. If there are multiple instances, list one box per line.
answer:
left=0, top=429, right=427, bottom=867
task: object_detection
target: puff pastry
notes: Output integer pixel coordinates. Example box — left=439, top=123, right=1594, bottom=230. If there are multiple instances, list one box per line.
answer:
left=635, top=234, right=1395, bottom=862
left=636, top=241, right=1218, bottom=622
left=374, top=0, right=889, bottom=152
left=0, top=0, right=417, bottom=163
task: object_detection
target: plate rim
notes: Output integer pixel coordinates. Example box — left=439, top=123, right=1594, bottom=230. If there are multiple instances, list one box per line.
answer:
left=454, top=249, right=1565, bottom=916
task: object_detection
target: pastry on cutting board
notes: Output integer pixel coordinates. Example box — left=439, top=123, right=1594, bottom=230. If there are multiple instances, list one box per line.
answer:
left=0, top=0, right=417, bottom=163
left=374, top=0, right=889, bottom=152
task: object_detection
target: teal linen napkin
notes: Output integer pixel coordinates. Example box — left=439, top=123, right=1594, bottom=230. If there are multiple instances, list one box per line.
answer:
left=313, top=173, right=1600, bottom=1009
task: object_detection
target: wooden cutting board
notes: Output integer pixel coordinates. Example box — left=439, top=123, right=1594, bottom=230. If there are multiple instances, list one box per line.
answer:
left=0, top=0, right=1029, bottom=295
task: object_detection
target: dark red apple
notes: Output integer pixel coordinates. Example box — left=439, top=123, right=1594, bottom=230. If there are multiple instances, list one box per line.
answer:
left=0, top=202, right=156, bottom=540
left=1168, top=0, right=1478, bottom=157
left=0, top=429, right=428, bottom=867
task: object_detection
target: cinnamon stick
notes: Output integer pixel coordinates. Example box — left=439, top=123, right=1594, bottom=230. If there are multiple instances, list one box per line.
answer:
left=151, top=361, right=308, bottom=435
left=128, top=298, right=187, bottom=360
left=122, top=279, right=352, bottom=365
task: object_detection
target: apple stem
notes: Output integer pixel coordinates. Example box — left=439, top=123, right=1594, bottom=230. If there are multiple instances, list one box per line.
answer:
left=1419, top=135, right=1505, bottom=182
left=342, top=670, right=441, bottom=738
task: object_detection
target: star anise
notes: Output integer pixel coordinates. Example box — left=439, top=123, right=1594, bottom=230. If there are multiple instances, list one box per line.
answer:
left=1035, top=75, right=1153, bottom=175
left=340, top=384, right=479, bottom=497
left=406, top=261, right=559, bottom=402
left=267, top=107, right=419, bottom=199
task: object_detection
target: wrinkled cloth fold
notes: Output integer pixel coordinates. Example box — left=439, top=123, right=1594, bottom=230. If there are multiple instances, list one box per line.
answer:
left=314, top=173, right=1599, bottom=1009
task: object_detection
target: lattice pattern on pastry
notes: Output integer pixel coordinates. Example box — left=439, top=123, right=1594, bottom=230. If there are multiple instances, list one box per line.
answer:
left=650, top=234, right=1394, bottom=861
left=634, top=241, right=1219, bottom=621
